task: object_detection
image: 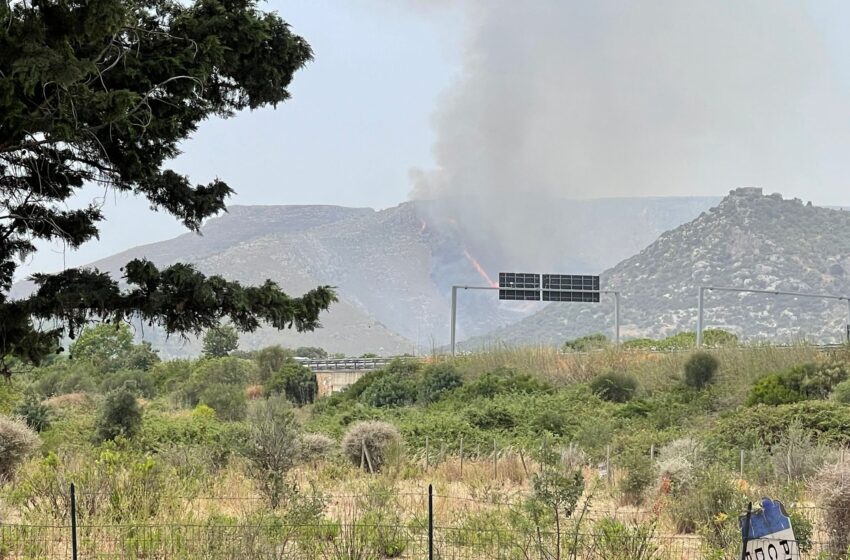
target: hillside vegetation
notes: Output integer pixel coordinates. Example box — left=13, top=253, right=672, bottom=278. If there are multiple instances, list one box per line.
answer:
left=2, top=324, right=850, bottom=557
left=473, top=189, right=850, bottom=348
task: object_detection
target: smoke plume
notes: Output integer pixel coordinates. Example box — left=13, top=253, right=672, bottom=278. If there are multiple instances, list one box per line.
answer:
left=411, top=1, right=850, bottom=268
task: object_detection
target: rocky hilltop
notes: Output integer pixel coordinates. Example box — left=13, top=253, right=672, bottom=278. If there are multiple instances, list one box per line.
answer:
left=468, top=189, right=850, bottom=348
left=12, top=197, right=720, bottom=356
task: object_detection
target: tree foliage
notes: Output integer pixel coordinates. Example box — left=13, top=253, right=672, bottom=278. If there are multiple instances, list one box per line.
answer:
left=202, top=325, right=239, bottom=358
left=0, top=0, right=336, bottom=372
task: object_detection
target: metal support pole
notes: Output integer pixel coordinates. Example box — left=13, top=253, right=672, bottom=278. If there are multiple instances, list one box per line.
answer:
left=70, top=483, right=78, bottom=560
left=696, top=287, right=705, bottom=347
left=740, top=502, right=753, bottom=560
left=612, top=291, right=621, bottom=345
left=846, top=299, right=850, bottom=344
left=450, top=286, right=458, bottom=356
left=428, top=484, right=434, bottom=560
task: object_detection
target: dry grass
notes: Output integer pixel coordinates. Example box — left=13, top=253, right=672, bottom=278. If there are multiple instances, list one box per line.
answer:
left=447, top=344, right=828, bottom=394
left=43, top=392, right=91, bottom=409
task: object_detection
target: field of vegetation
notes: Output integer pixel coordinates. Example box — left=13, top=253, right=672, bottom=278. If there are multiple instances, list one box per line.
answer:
left=4, top=325, right=850, bottom=559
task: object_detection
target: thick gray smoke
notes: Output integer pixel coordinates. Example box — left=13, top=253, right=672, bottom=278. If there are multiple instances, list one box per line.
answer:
left=411, top=1, right=850, bottom=266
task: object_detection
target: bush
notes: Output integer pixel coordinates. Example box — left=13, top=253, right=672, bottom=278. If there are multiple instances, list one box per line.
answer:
left=666, top=466, right=746, bottom=545
left=563, top=333, right=609, bottom=352
left=265, top=361, right=318, bottom=405
left=588, top=519, right=658, bottom=560
left=244, top=396, right=300, bottom=508
left=32, top=363, right=97, bottom=397
left=466, top=402, right=517, bottom=430
left=656, top=438, right=703, bottom=493
left=294, top=346, right=327, bottom=359
left=299, top=433, right=337, bottom=463
left=683, top=352, right=718, bottom=389
left=463, top=367, right=551, bottom=398
left=361, top=376, right=417, bottom=408
left=100, top=369, right=156, bottom=399
left=13, top=395, right=52, bottom=432
left=748, top=363, right=850, bottom=406
left=342, top=421, right=401, bottom=472
left=95, top=388, right=143, bottom=442
left=747, top=374, right=804, bottom=406
left=0, top=415, right=40, bottom=480
left=419, top=363, right=463, bottom=403
left=199, top=383, right=248, bottom=421
left=183, top=357, right=257, bottom=405
left=833, top=379, right=850, bottom=404
left=618, top=454, right=653, bottom=506
left=813, top=461, right=850, bottom=558
left=590, top=372, right=638, bottom=403
left=255, top=346, right=294, bottom=382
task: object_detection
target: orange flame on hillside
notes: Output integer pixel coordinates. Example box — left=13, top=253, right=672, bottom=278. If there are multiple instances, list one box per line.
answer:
left=463, top=249, right=497, bottom=287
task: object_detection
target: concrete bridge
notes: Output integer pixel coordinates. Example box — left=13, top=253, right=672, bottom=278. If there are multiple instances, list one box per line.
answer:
left=300, top=357, right=404, bottom=396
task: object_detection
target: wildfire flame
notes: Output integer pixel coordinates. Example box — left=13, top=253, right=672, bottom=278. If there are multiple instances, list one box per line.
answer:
left=463, top=249, right=497, bottom=287
left=419, top=219, right=427, bottom=234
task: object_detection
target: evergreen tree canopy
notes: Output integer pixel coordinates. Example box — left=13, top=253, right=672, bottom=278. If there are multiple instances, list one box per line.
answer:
left=0, top=0, right=336, bottom=373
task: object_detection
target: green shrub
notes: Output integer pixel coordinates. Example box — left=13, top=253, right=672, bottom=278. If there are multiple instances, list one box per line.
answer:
left=183, top=357, right=256, bottom=406
left=666, top=466, right=746, bottom=546
left=361, top=376, right=417, bottom=408
left=419, top=363, right=463, bottom=403
left=13, top=395, right=52, bottom=432
left=294, top=346, right=327, bottom=359
left=255, top=346, right=294, bottom=382
left=466, top=401, right=517, bottom=430
left=590, top=372, right=638, bottom=403
left=748, top=363, right=849, bottom=406
left=244, top=396, right=300, bottom=508
left=563, top=333, right=609, bottom=352
left=833, top=379, right=850, bottom=404
left=618, top=454, right=654, bottom=506
left=588, top=519, right=658, bottom=560
left=199, top=383, right=248, bottom=421
left=100, top=369, right=156, bottom=399
left=149, top=360, right=193, bottom=394
left=0, top=415, right=40, bottom=480
left=32, top=364, right=97, bottom=397
left=265, top=361, right=318, bottom=405
left=710, top=400, right=850, bottom=450
left=95, top=388, right=143, bottom=442
left=683, top=352, right=718, bottom=389
left=462, top=367, right=551, bottom=398
left=747, top=374, right=804, bottom=406
left=341, top=421, right=401, bottom=472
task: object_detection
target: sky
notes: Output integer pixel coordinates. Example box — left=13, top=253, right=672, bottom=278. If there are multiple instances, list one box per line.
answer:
left=17, top=0, right=850, bottom=278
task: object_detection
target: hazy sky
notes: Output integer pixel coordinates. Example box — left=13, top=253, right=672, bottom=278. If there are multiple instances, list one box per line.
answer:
left=18, top=0, right=850, bottom=278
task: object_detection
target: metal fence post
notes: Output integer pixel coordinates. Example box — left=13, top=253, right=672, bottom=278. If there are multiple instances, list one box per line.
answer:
left=740, top=501, right=753, bottom=560
left=428, top=484, right=434, bottom=560
left=70, top=483, right=78, bottom=560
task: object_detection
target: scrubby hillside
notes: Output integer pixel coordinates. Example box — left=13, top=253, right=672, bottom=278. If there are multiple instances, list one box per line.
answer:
left=472, top=189, right=850, bottom=348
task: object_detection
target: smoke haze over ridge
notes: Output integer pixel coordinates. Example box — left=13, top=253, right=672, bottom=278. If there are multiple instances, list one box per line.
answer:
left=409, top=1, right=850, bottom=266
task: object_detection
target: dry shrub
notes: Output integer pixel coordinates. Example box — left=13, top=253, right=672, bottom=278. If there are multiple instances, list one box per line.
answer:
left=341, top=421, right=401, bottom=472
left=299, top=433, right=337, bottom=464
left=245, top=384, right=264, bottom=400
left=813, top=461, right=850, bottom=559
left=0, top=416, right=40, bottom=480
left=44, top=392, right=90, bottom=409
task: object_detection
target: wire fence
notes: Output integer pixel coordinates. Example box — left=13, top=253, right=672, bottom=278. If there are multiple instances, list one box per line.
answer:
left=0, top=485, right=837, bottom=560
left=0, top=521, right=832, bottom=559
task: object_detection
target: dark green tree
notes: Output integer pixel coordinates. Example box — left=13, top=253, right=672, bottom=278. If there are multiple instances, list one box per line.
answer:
left=0, top=0, right=336, bottom=374
left=202, top=325, right=239, bottom=358
left=265, top=360, right=318, bottom=405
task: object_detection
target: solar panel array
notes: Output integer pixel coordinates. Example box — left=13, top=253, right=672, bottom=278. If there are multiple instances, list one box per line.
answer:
left=498, top=272, right=541, bottom=301
left=542, top=274, right=600, bottom=302
left=498, top=272, right=601, bottom=302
